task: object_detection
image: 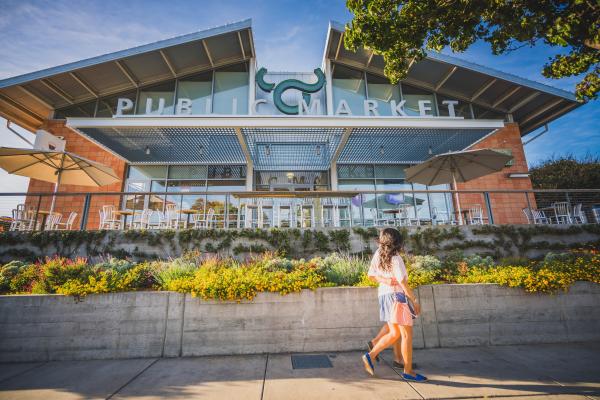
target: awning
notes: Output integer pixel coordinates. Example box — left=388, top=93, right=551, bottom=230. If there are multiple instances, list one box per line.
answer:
left=67, top=116, right=503, bottom=168
left=0, top=20, right=254, bottom=131
left=325, top=21, right=581, bottom=135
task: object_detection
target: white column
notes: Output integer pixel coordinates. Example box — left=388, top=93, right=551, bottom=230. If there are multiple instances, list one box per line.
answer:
left=325, top=59, right=334, bottom=116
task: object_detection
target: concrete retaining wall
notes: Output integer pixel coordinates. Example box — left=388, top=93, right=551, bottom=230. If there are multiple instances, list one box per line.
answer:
left=1, top=283, right=599, bottom=362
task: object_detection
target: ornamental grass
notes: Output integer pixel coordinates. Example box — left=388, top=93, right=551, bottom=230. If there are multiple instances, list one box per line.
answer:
left=0, top=249, right=598, bottom=300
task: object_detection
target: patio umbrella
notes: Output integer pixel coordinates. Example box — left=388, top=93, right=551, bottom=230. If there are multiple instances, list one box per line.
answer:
left=361, top=193, right=424, bottom=210
left=0, top=147, right=120, bottom=212
left=405, top=148, right=512, bottom=225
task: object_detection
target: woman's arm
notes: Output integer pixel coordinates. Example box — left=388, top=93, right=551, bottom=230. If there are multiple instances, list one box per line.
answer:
left=399, top=277, right=421, bottom=315
left=368, top=274, right=398, bottom=285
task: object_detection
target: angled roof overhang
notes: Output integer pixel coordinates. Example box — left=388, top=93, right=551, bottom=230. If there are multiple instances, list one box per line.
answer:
left=0, top=19, right=254, bottom=132
left=325, top=21, right=582, bottom=135
left=66, top=116, right=504, bottom=168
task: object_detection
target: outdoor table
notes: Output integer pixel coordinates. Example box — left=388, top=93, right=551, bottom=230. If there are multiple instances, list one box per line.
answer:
left=179, top=209, right=200, bottom=229
left=115, top=210, right=134, bottom=229
left=382, top=204, right=411, bottom=225
left=36, top=210, right=50, bottom=231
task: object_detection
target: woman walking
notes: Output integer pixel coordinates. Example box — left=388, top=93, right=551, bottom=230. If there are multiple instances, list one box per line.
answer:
left=362, top=228, right=427, bottom=382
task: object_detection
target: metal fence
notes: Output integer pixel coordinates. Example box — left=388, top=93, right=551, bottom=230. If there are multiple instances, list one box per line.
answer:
left=1, top=189, right=599, bottom=232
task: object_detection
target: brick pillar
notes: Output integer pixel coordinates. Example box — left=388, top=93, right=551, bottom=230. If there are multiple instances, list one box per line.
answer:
left=26, top=120, right=127, bottom=230
left=455, top=123, right=535, bottom=224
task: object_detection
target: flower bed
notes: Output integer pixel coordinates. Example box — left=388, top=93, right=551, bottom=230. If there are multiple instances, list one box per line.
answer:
left=1, top=248, right=598, bottom=300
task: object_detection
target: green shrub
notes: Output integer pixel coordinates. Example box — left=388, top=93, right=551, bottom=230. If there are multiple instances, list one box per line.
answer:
left=42, top=257, right=93, bottom=293
left=152, top=258, right=198, bottom=291
left=314, top=253, right=369, bottom=286
left=94, top=257, right=135, bottom=273
left=463, top=254, right=495, bottom=268
left=0, top=261, right=28, bottom=293
left=410, top=255, right=443, bottom=272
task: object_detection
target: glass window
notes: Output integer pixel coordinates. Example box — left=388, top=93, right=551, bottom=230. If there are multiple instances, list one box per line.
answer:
left=436, top=95, right=472, bottom=118
left=401, top=84, right=437, bottom=116
left=374, top=165, right=406, bottom=179
left=366, top=73, right=401, bottom=116
left=168, top=165, right=208, bottom=179
left=338, top=164, right=374, bottom=179
left=332, top=64, right=366, bottom=115
left=95, top=90, right=137, bottom=117
left=128, top=165, right=167, bottom=180
left=471, top=104, right=505, bottom=120
left=176, top=72, right=212, bottom=115
left=137, top=81, right=175, bottom=115
left=213, top=63, right=249, bottom=115
left=54, top=100, right=97, bottom=119
left=208, top=165, right=247, bottom=180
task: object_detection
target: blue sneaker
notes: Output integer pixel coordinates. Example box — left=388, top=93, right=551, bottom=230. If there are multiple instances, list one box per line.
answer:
left=402, top=372, right=428, bottom=382
left=362, top=353, right=375, bottom=376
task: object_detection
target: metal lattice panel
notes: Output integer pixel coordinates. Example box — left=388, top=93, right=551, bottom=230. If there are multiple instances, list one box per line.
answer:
left=242, top=127, right=344, bottom=171
left=337, top=127, right=495, bottom=164
left=78, top=127, right=245, bottom=164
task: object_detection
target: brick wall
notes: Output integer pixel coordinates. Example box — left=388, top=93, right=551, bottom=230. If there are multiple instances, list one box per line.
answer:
left=26, top=120, right=126, bottom=229
left=456, top=123, right=534, bottom=224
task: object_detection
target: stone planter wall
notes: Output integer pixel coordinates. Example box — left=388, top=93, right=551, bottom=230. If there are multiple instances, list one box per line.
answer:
left=1, top=282, right=598, bottom=362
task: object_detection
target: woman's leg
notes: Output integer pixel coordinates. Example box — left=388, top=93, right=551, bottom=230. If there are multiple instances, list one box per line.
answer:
left=371, top=324, right=389, bottom=346
left=399, top=325, right=414, bottom=375
left=369, top=322, right=400, bottom=360
left=393, top=337, right=403, bottom=363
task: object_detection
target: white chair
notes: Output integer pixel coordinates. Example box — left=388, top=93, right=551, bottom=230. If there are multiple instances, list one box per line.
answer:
left=10, top=205, right=35, bottom=231
left=45, top=212, right=62, bottom=230
left=467, top=204, right=485, bottom=225
left=131, top=209, right=152, bottom=229
left=572, top=203, right=587, bottom=224
left=275, top=200, right=294, bottom=228
left=298, top=198, right=315, bottom=228
left=54, top=212, right=77, bottom=230
left=99, top=205, right=121, bottom=229
left=320, top=198, right=336, bottom=227
left=164, top=204, right=180, bottom=229
left=523, top=207, right=550, bottom=224
left=191, top=208, right=215, bottom=229
left=148, top=210, right=167, bottom=229
left=552, top=202, right=572, bottom=224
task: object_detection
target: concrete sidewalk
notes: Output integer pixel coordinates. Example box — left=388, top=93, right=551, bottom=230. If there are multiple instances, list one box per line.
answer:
left=0, top=342, right=598, bottom=400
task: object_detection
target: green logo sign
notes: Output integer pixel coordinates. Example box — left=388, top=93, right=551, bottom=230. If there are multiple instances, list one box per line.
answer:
left=256, top=67, right=326, bottom=115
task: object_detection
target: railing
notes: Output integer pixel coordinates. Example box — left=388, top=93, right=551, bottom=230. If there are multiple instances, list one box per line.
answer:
left=1, top=189, right=599, bottom=232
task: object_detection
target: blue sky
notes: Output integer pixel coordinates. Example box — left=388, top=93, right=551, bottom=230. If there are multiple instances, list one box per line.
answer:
left=0, top=0, right=598, bottom=204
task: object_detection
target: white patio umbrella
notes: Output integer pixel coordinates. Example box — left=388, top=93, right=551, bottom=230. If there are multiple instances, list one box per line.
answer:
left=405, top=148, right=513, bottom=225
left=0, top=147, right=120, bottom=212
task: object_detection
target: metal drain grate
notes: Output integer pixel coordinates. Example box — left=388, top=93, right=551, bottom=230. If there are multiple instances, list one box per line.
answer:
left=291, top=354, right=333, bottom=369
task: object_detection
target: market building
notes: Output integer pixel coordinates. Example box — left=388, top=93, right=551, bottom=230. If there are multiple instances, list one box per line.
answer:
left=0, top=20, right=582, bottom=229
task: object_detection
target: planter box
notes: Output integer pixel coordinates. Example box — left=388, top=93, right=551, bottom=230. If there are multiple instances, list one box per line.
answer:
left=0, top=282, right=599, bottom=362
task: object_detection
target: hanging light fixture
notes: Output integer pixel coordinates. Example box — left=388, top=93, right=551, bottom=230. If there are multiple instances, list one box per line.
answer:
left=379, top=145, right=384, bottom=155
left=428, top=146, right=433, bottom=155
left=145, top=146, right=150, bottom=155
left=265, top=145, right=271, bottom=156
left=316, top=145, right=321, bottom=156
left=199, top=145, right=204, bottom=156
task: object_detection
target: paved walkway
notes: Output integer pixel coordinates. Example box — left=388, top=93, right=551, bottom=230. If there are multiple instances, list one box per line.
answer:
left=0, top=342, right=598, bottom=399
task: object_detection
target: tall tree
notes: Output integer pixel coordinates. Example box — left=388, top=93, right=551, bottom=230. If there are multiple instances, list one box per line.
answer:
left=529, top=155, right=600, bottom=189
left=345, top=0, right=600, bottom=101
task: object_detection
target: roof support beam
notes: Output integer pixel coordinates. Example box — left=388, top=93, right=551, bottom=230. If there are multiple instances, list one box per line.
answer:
left=69, top=72, right=98, bottom=98
left=366, top=51, right=375, bottom=68
left=234, top=127, right=253, bottom=167
left=40, top=79, right=74, bottom=105
left=471, top=78, right=497, bottom=102
left=202, top=40, right=214, bottom=67
left=0, top=93, right=45, bottom=121
left=523, top=103, right=578, bottom=130
left=237, top=31, right=246, bottom=59
left=16, top=85, right=53, bottom=109
left=435, top=66, right=457, bottom=91
left=159, top=50, right=177, bottom=78
left=331, top=127, right=353, bottom=165
left=508, top=92, right=540, bottom=113
left=115, top=60, right=139, bottom=88
left=520, top=98, right=564, bottom=125
left=248, top=29, right=255, bottom=58
left=335, top=33, right=344, bottom=60
left=492, top=86, right=521, bottom=108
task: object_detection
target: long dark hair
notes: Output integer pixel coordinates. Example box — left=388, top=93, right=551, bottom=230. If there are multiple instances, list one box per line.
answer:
left=377, top=228, right=404, bottom=272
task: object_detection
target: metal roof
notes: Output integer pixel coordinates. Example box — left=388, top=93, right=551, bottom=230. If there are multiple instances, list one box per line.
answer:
left=326, top=21, right=581, bottom=135
left=0, top=19, right=254, bottom=131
